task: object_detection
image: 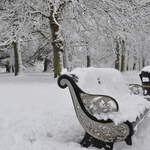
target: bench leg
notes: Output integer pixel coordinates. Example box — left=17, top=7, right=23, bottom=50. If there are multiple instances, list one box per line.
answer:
left=91, top=137, right=114, bottom=150
left=80, top=132, right=92, bottom=147
left=125, top=135, right=132, bottom=145
left=105, top=143, right=114, bottom=150
left=80, top=132, right=114, bottom=150
left=125, top=121, right=134, bottom=146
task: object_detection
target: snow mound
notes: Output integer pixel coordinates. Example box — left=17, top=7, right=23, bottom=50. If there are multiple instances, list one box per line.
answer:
left=67, top=67, right=150, bottom=124
left=142, top=66, right=150, bottom=73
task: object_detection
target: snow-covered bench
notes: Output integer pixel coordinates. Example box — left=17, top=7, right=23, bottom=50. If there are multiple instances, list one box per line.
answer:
left=57, top=67, right=150, bottom=150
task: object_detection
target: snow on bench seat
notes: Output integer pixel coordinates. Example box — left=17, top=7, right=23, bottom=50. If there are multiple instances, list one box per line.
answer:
left=142, top=66, right=150, bottom=73
left=67, top=67, right=150, bottom=124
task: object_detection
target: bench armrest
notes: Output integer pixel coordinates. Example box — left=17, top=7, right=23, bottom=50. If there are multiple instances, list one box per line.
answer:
left=58, top=74, right=119, bottom=121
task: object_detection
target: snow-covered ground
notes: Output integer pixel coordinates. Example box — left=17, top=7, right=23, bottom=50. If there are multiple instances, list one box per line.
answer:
left=0, top=72, right=150, bottom=150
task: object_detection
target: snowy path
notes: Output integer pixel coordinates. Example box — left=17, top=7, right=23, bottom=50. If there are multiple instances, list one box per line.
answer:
left=0, top=72, right=149, bottom=150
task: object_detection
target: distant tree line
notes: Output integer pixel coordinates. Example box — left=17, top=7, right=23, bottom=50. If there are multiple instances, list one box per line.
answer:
left=0, top=0, right=150, bottom=77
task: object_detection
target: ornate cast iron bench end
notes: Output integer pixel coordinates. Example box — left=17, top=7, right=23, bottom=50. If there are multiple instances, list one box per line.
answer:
left=58, top=74, right=134, bottom=150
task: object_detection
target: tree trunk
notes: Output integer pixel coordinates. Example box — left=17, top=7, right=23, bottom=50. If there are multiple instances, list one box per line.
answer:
left=12, top=41, right=19, bottom=76
left=63, top=42, right=69, bottom=70
left=115, top=39, right=120, bottom=70
left=133, top=63, right=136, bottom=70
left=142, top=56, right=145, bottom=68
left=43, top=58, right=49, bottom=72
left=86, top=43, right=91, bottom=67
left=52, top=44, right=62, bottom=78
left=125, top=50, right=128, bottom=71
left=87, top=55, right=91, bottom=67
left=121, top=54, right=125, bottom=72
left=49, top=2, right=64, bottom=78
left=12, top=39, right=23, bottom=76
left=120, top=39, right=125, bottom=72
left=17, top=39, right=23, bottom=73
left=5, top=61, right=11, bottom=72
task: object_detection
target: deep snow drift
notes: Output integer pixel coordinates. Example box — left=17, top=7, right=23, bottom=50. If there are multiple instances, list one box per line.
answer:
left=0, top=72, right=149, bottom=150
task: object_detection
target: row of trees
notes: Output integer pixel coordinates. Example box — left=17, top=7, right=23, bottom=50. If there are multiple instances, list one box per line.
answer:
left=0, top=0, right=150, bottom=77
left=65, top=0, right=150, bottom=72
